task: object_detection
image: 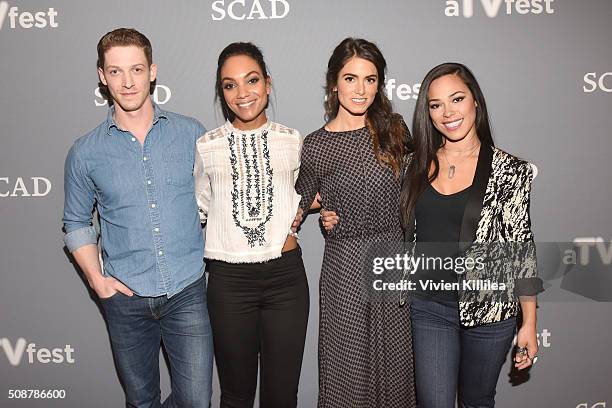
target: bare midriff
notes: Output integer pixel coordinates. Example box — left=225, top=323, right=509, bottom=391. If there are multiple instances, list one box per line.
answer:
left=281, top=235, right=298, bottom=252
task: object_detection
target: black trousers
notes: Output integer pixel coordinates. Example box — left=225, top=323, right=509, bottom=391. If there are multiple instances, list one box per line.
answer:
left=207, top=247, right=310, bottom=408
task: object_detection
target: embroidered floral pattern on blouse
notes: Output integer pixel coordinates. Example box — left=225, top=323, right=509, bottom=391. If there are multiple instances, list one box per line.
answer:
left=227, top=130, right=274, bottom=247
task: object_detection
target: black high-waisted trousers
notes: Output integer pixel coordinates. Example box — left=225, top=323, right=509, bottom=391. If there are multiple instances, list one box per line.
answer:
left=207, top=247, right=309, bottom=408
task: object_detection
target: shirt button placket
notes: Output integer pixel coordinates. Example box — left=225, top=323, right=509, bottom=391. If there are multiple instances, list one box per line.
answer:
left=142, top=138, right=169, bottom=294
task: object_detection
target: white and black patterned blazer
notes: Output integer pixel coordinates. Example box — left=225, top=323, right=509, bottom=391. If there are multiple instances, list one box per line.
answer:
left=404, top=144, right=543, bottom=327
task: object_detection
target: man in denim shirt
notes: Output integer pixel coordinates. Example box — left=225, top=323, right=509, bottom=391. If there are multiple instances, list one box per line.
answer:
left=62, top=28, right=212, bottom=407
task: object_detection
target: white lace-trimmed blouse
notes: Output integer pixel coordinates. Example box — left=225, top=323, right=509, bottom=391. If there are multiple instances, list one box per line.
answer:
left=194, top=120, right=302, bottom=263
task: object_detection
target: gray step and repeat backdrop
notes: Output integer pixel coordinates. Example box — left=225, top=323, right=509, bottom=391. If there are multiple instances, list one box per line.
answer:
left=1, top=0, right=611, bottom=407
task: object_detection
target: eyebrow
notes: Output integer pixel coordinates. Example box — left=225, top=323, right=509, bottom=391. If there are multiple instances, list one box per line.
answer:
left=105, top=64, right=146, bottom=70
left=428, top=91, right=466, bottom=102
left=221, top=70, right=260, bottom=82
left=342, top=72, right=377, bottom=78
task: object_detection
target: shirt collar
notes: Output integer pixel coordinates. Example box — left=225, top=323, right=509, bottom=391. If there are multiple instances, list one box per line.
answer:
left=106, top=100, right=169, bottom=135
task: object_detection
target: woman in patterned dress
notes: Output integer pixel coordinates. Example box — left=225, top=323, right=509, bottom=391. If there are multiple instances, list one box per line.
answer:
left=194, top=42, right=309, bottom=407
left=296, top=38, right=416, bottom=408
left=399, top=62, right=543, bottom=407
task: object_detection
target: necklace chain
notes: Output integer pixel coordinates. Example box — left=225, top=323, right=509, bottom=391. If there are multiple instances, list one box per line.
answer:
left=441, top=143, right=480, bottom=179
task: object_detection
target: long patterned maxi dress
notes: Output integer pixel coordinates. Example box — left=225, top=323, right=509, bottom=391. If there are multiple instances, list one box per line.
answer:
left=296, top=126, right=416, bottom=408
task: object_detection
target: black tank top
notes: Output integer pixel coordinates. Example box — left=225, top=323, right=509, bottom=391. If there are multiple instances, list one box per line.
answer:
left=413, top=184, right=471, bottom=302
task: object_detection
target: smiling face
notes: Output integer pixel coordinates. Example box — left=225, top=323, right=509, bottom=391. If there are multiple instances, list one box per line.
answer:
left=220, top=54, right=270, bottom=130
left=97, top=45, right=157, bottom=114
left=335, top=56, right=378, bottom=119
left=427, top=73, right=478, bottom=143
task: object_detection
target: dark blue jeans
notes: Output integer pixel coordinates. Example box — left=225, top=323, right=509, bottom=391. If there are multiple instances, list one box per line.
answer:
left=411, top=297, right=516, bottom=408
left=101, top=275, right=213, bottom=408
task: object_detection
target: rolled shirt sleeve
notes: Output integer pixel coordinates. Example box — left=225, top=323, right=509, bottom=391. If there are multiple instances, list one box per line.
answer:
left=62, top=143, right=98, bottom=252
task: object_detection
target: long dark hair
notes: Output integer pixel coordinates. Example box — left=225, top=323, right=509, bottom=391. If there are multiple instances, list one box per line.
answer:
left=215, top=42, right=270, bottom=123
left=399, top=62, right=495, bottom=229
left=325, top=38, right=409, bottom=177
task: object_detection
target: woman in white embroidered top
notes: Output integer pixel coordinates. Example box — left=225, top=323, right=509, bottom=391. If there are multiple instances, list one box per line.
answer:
left=194, top=42, right=308, bottom=408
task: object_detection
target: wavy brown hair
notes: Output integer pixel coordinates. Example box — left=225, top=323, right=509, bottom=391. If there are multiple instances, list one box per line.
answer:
left=324, top=38, right=410, bottom=177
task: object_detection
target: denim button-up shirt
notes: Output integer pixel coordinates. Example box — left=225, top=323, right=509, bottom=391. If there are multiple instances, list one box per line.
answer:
left=63, top=103, right=206, bottom=297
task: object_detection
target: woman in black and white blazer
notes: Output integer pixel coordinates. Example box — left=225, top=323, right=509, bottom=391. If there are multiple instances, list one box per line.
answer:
left=399, top=62, right=543, bottom=408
